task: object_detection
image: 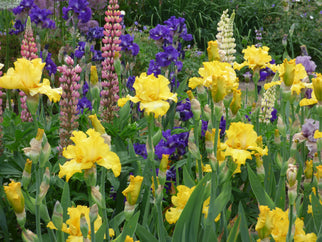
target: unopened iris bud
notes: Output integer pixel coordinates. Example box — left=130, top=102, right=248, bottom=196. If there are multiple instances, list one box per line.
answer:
left=122, top=175, right=144, bottom=206
left=91, top=186, right=103, bottom=208
left=23, top=128, right=44, bottom=163
left=22, top=229, right=39, bottom=242
left=38, top=167, right=50, bottom=203
left=159, top=154, right=169, bottom=173
left=89, top=114, right=106, bottom=135
left=304, top=160, right=313, bottom=180
left=203, top=104, right=211, bottom=122
left=52, top=201, right=63, bottom=230
left=281, top=58, right=296, bottom=87
left=89, top=204, right=98, bottom=224
left=84, top=165, right=97, bottom=187
left=22, top=159, right=32, bottom=189
left=39, top=133, right=51, bottom=168
left=230, top=89, right=241, bottom=115
left=286, top=163, right=298, bottom=205
left=90, top=65, right=99, bottom=85
left=191, top=98, right=201, bottom=120
left=186, top=90, right=194, bottom=100
left=3, top=180, right=25, bottom=227
left=274, top=129, right=281, bottom=144
left=80, top=213, right=89, bottom=239
left=188, top=129, right=200, bottom=159
left=26, top=94, right=39, bottom=116
left=312, top=73, right=322, bottom=103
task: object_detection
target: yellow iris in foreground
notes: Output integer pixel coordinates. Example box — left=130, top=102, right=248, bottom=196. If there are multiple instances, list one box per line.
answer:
left=118, top=73, right=177, bottom=118
left=3, top=180, right=25, bottom=214
left=122, top=175, right=144, bottom=205
left=0, top=58, right=62, bottom=102
left=59, top=129, right=121, bottom=181
left=255, top=206, right=273, bottom=239
left=233, top=45, right=272, bottom=71
left=165, top=185, right=195, bottom=224
left=224, top=122, right=268, bottom=173
left=207, top=40, right=220, bottom=62
left=47, top=205, right=109, bottom=241
left=294, top=218, right=317, bottom=241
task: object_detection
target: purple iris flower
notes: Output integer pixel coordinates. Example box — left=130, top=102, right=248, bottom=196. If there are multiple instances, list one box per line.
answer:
left=155, top=45, right=179, bottom=67
left=305, top=88, right=312, bottom=99
left=270, top=108, right=277, bottom=123
left=12, top=0, right=35, bottom=15
left=133, top=143, right=147, bottom=159
left=219, top=116, right=226, bottom=137
left=149, top=24, right=172, bottom=43
left=120, top=34, right=140, bottom=56
left=77, top=96, right=92, bottom=114
left=259, top=60, right=275, bottom=81
left=40, top=51, right=57, bottom=75
left=302, top=119, right=319, bottom=142
left=75, top=41, right=86, bottom=59
left=126, top=76, right=136, bottom=93
left=155, top=129, right=189, bottom=160
left=29, top=5, right=55, bottom=29
left=147, top=60, right=161, bottom=77
left=9, top=20, right=25, bottom=35
left=86, top=26, right=104, bottom=41
left=82, top=81, right=89, bottom=96
left=90, top=47, right=104, bottom=62
left=63, top=0, right=92, bottom=23
left=295, top=56, right=317, bottom=74
left=176, top=98, right=193, bottom=121
left=201, top=120, right=208, bottom=137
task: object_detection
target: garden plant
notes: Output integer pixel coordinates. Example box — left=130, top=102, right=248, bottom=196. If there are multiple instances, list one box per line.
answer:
left=0, top=0, right=322, bottom=241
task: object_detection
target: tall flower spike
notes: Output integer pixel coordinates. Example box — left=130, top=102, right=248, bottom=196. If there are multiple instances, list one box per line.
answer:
left=216, top=9, right=236, bottom=64
left=100, top=0, right=122, bottom=122
left=260, top=85, right=277, bottom=124
left=20, top=17, right=38, bottom=122
left=58, top=56, right=81, bottom=149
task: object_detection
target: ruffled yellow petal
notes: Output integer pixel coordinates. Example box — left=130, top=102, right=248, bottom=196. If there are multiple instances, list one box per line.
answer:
left=96, top=151, right=121, bottom=177
left=89, top=114, right=106, bottom=135
left=314, top=130, right=322, bottom=139
left=118, top=97, right=130, bottom=107
left=58, top=159, right=91, bottom=182
left=299, top=97, right=317, bottom=106
left=188, top=77, right=204, bottom=89
left=139, top=100, right=170, bottom=118
left=29, top=79, right=62, bottom=102
left=225, top=147, right=252, bottom=173
left=47, top=221, right=57, bottom=230
left=165, top=207, right=183, bottom=224
left=264, top=81, right=282, bottom=90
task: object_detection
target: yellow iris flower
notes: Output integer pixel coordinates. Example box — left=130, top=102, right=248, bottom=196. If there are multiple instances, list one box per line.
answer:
left=47, top=205, right=114, bottom=241
left=0, top=58, right=62, bottom=102
left=118, top=73, right=177, bottom=118
left=270, top=208, right=289, bottom=242
left=3, top=180, right=25, bottom=214
left=202, top=197, right=221, bottom=222
left=165, top=185, right=195, bottom=224
left=233, top=45, right=273, bottom=71
left=312, top=73, right=322, bottom=102
left=122, top=175, right=144, bottom=205
left=255, top=206, right=273, bottom=240
left=58, top=129, right=121, bottom=181
left=224, top=122, right=268, bottom=173
left=294, top=218, right=317, bottom=241
left=207, top=40, right=220, bottom=62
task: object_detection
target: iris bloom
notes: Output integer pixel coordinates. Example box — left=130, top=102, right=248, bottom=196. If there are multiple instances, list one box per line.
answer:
left=255, top=206, right=273, bottom=240
left=264, top=59, right=308, bottom=94
left=207, top=40, right=220, bottom=61
left=294, top=218, right=317, bottom=241
left=118, top=73, right=177, bottom=118
left=59, top=129, right=121, bottom=181
left=233, top=45, right=273, bottom=71
left=0, top=58, right=62, bottom=102
left=270, top=208, right=289, bottom=242
left=165, top=185, right=195, bottom=224
left=122, top=175, right=144, bottom=205
left=47, top=205, right=111, bottom=240
left=3, top=180, right=25, bottom=214
left=224, top=122, right=268, bottom=173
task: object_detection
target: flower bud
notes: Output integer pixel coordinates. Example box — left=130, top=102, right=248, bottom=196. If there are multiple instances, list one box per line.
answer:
left=203, top=104, right=211, bottom=122
left=89, top=114, right=106, bottom=135
left=22, top=159, right=32, bottom=189
left=23, top=128, right=44, bottom=163
left=274, top=129, right=281, bottom=144
left=286, top=163, right=298, bottom=205
left=80, top=213, right=89, bottom=239
left=22, top=229, right=39, bottom=242
left=122, top=175, right=143, bottom=206
left=84, top=166, right=97, bottom=187
left=38, top=167, right=50, bottom=202
left=52, top=201, right=63, bottom=230
left=26, top=94, right=39, bottom=116
left=89, top=204, right=98, bottom=224
left=91, top=186, right=104, bottom=208
left=39, top=133, right=51, bottom=168
left=281, top=58, right=296, bottom=87
left=312, top=73, right=322, bottom=102
left=230, top=89, right=241, bottom=115
left=188, top=129, right=200, bottom=159
left=191, top=99, right=201, bottom=120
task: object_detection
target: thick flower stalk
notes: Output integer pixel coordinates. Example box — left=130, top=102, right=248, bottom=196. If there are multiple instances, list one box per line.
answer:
left=0, top=57, right=3, bottom=155
left=20, top=17, right=38, bottom=122
left=58, top=56, right=81, bottom=148
left=216, top=9, right=236, bottom=64
left=260, top=85, right=277, bottom=124
left=100, top=0, right=122, bottom=122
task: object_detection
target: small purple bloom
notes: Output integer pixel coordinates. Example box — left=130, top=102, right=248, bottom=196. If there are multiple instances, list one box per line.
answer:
left=126, top=76, right=136, bottom=93
left=82, top=81, right=89, bottom=96
left=120, top=34, right=140, bottom=56
left=75, top=41, right=86, bottom=59
left=134, top=143, right=147, bottom=159
left=86, top=26, right=104, bottom=41
left=149, top=24, right=172, bottom=43
left=9, top=19, right=25, bottom=35
left=219, top=116, right=226, bottom=137
left=147, top=59, right=161, bottom=77
left=201, top=120, right=208, bottom=137
left=156, top=45, right=179, bottom=67
left=302, top=119, right=319, bottom=142
left=29, top=5, right=55, bottom=29
left=296, top=55, right=317, bottom=74
left=63, top=0, right=92, bottom=23
left=270, top=108, right=277, bottom=123
left=77, top=96, right=92, bottom=114
left=176, top=98, right=193, bottom=121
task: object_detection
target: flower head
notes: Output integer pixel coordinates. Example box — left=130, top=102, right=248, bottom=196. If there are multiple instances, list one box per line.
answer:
left=234, top=45, right=272, bottom=71
left=224, top=122, right=268, bottom=173
left=59, top=129, right=121, bottom=181
left=312, top=73, right=322, bottom=102
left=294, top=217, right=317, bottom=241
left=122, top=175, right=144, bottom=205
left=255, top=206, right=273, bottom=239
left=0, top=58, right=62, bottom=102
left=165, top=185, right=195, bottom=224
left=3, top=180, right=25, bottom=214
left=207, top=40, right=220, bottom=61
left=118, top=73, right=177, bottom=118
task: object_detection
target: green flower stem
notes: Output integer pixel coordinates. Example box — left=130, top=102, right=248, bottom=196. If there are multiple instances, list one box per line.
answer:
left=193, top=117, right=202, bottom=180
left=35, top=165, right=43, bottom=242
left=287, top=204, right=294, bottom=242
left=147, top=115, right=165, bottom=242
left=100, top=168, right=109, bottom=242
left=253, top=71, right=260, bottom=103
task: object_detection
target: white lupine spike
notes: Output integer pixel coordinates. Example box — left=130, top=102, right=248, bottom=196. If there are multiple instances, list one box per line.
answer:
left=216, top=9, right=236, bottom=64
left=259, top=85, right=277, bottom=123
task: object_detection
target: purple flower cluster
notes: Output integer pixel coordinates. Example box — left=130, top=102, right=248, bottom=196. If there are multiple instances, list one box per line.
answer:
left=148, top=16, right=192, bottom=89
left=12, top=0, right=55, bottom=30
left=87, top=26, right=104, bottom=41
left=259, top=60, right=275, bottom=81
left=133, top=143, right=147, bottom=159
left=9, top=20, right=25, bottom=35
left=77, top=81, right=92, bottom=114
left=63, top=0, right=92, bottom=23
left=176, top=98, right=193, bottom=121
left=155, top=129, right=189, bottom=161
left=120, top=34, right=140, bottom=56
left=296, top=55, right=317, bottom=75
left=40, top=50, right=57, bottom=75
left=126, top=76, right=136, bottom=93
left=302, top=119, right=319, bottom=142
